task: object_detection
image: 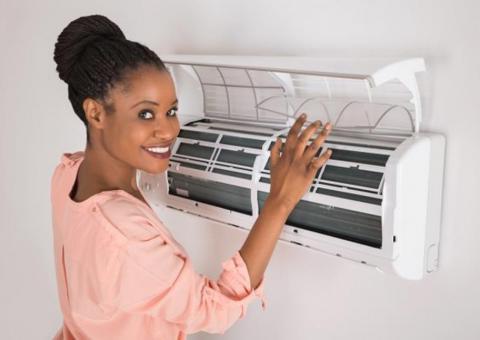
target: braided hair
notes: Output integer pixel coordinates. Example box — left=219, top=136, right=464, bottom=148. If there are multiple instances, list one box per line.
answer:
left=53, top=14, right=166, bottom=144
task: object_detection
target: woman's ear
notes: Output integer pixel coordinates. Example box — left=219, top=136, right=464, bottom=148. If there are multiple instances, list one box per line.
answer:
left=83, top=98, right=106, bottom=129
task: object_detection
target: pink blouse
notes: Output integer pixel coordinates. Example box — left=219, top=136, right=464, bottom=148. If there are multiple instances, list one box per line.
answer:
left=50, top=151, right=266, bottom=339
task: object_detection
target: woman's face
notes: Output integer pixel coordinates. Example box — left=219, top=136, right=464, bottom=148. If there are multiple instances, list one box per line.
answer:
left=98, top=64, right=180, bottom=174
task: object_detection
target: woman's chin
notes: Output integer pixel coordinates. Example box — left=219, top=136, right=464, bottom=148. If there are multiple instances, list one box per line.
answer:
left=141, top=161, right=169, bottom=174
left=138, top=148, right=171, bottom=173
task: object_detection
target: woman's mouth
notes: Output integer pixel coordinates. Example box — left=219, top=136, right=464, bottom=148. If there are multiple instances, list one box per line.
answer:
left=142, top=145, right=172, bottom=159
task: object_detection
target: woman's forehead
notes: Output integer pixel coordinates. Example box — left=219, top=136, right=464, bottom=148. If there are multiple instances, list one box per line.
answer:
left=111, top=66, right=176, bottom=105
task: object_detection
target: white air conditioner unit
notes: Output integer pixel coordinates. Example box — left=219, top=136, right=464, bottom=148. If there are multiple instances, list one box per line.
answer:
left=137, top=55, right=446, bottom=280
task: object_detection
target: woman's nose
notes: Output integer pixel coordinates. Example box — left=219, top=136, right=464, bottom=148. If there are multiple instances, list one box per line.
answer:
left=154, top=117, right=180, bottom=140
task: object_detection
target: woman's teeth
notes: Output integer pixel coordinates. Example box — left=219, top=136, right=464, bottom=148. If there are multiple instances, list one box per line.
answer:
left=146, top=146, right=169, bottom=154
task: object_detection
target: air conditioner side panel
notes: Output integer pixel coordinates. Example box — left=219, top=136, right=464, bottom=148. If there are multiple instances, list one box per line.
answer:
left=424, top=133, right=446, bottom=274
left=386, top=134, right=444, bottom=279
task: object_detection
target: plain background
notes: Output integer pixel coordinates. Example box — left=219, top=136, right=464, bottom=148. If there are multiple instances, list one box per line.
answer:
left=1, top=0, right=479, bottom=339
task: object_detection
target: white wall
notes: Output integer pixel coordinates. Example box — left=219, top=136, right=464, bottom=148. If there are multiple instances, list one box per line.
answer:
left=1, top=0, right=479, bottom=339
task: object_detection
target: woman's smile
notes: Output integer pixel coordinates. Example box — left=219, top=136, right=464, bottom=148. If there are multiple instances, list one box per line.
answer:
left=141, top=143, right=173, bottom=159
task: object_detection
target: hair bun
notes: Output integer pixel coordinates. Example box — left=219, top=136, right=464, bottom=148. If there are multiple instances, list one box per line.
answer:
left=53, top=14, right=126, bottom=84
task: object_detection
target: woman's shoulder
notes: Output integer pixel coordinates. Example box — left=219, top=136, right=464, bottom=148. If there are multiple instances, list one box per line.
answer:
left=96, top=193, right=161, bottom=242
left=96, top=193, right=187, bottom=256
left=51, top=151, right=84, bottom=183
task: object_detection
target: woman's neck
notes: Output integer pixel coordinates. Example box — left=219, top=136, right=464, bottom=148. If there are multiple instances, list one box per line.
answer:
left=75, top=145, right=140, bottom=199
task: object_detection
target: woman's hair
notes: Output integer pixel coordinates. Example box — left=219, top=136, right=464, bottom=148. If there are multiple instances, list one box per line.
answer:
left=53, top=14, right=166, bottom=143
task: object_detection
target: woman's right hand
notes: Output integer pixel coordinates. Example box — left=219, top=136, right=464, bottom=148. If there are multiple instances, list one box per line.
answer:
left=268, top=113, right=332, bottom=212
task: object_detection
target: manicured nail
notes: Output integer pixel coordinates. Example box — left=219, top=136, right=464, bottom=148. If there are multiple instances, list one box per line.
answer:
left=325, top=122, right=332, bottom=130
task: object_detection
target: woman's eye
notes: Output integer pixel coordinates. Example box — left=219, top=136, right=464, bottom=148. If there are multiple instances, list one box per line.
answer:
left=139, top=107, right=177, bottom=120
left=167, top=107, right=178, bottom=117
left=139, top=110, right=154, bottom=120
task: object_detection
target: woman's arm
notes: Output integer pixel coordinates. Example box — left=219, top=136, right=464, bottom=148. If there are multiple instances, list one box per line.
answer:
left=239, top=113, right=332, bottom=289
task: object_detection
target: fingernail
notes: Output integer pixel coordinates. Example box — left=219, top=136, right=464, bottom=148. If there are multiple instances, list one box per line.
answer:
left=325, top=122, right=332, bottom=130
left=300, top=113, right=306, bottom=119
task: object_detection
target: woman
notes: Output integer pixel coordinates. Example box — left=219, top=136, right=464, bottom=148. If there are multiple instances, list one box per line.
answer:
left=51, top=14, right=332, bottom=339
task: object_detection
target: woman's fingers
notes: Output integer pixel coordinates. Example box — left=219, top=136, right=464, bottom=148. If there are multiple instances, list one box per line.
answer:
left=293, top=119, right=323, bottom=161
left=269, top=137, right=282, bottom=170
left=307, top=148, right=332, bottom=178
left=274, top=113, right=331, bottom=172
left=302, top=122, right=332, bottom=161
left=283, top=114, right=308, bottom=160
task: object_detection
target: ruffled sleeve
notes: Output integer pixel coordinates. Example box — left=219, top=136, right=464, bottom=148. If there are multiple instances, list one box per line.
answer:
left=95, top=197, right=267, bottom=335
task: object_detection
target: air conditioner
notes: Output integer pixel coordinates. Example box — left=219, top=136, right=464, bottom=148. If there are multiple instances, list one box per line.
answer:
left=137, top=55, right=446, bottom=280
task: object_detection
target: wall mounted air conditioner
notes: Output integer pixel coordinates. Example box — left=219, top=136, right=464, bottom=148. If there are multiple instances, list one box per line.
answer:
left=136, top=55, right=446, bottom=280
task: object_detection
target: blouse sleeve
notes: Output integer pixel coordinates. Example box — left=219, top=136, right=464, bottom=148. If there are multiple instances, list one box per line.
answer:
left=97, top=199, right=266, bottom=335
